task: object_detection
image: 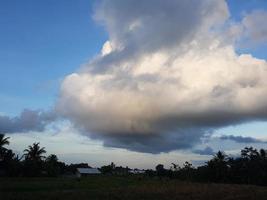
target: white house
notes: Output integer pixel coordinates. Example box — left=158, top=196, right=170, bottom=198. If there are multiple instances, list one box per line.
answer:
left=76, top=168, right=101, bottom=178
left=129, top=169, right=146, bottom=174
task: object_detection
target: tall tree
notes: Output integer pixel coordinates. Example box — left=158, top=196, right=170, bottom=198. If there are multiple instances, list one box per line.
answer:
left=24, top=142, right=46, bottom=161
left=23, top=142, right=46, bottom=176
left=156, top=164, right=166, bottom=177
left=241, top=147, right=259, bottom=160
left=0, top=134, right=10, bottom=162
left=0, top=134, right=21, bottom=176
left=207, top=151, right=228, bottom=182
left=45, top=154, right=60, bottom=177
left=0, top=134, right=10, bottom=150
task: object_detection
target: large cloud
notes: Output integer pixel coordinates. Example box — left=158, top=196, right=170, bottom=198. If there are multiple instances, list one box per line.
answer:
left=57, top=0, right=267, bottom=153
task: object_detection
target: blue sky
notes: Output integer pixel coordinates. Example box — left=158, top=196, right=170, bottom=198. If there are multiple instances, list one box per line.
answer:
left=0, top=0, right=107, bottom=115
left=1, top=0, right=267, bottom=168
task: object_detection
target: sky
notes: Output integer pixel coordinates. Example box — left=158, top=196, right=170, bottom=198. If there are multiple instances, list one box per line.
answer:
left=1, top=0, right=267, bottom=169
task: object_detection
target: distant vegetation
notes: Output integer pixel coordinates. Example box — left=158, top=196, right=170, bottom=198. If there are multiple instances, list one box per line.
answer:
left=1, top=133, right=267, bottom=186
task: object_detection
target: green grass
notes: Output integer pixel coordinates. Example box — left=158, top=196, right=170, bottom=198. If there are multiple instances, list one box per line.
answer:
left=1, top=176, right=267, bottom=200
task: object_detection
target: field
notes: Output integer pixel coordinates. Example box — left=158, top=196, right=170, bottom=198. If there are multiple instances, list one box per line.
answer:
left=1, top=176, right=267, bottom=200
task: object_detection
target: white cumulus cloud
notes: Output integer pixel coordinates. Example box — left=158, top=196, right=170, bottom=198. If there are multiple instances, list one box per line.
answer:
left=57, top=0, right=267, bottom=153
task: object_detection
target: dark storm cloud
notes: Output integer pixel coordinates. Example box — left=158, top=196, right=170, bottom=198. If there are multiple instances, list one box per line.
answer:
left=192, top=146, right=215, bottom=155
left=0, top=109, right=56, bottom=134
left=219, top=135, right=267, bottom=144
left=95, top=128, right=209, bottom=154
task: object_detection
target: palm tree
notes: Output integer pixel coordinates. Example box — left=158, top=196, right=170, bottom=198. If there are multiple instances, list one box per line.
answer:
left=214, top=151, right=227, bottom=162
left=0, top=134, right=10, bottom=161
left=207, top=151, right=228, bottom=182
left=24, top=142, right=46, bottom=161
left=0, top=134, right=10, bottom=149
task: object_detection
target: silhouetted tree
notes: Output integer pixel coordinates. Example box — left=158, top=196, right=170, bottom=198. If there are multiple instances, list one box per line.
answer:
left=239, top=147, right=264, bottom=184
left=156, top=164, right=166, bottom=177
left=0, top=134, right=10, bottom=161
left=180, top=161, right=194, bottom=180
left=0, top=135, right=22, bottom=176
left=0, top=134, right=10, bottom=149
left=100, top=162, right=116, bottom=174
left=2, top=149, right=21, bottom=176
left=171, top=163, right=180, bottom=171
left=45, top=154, right=60, bottom=177
left=241, top=147, right=259, bottom=160
left=23, top=142, right=46, bottom=176
left=24, top=142, right=46, bottom=161
left=206, top=151, right=228, bottom=182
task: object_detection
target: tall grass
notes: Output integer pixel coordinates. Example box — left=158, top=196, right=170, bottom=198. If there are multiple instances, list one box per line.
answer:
left=1, top=176, right=267, bottom=200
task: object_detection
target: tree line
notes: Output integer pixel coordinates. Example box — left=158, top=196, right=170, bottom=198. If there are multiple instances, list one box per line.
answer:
left=1, top=133, right=267, bottom=185
left=0, top=134, right=92, bottom=177
left=152, top=148, right=267, bottom=185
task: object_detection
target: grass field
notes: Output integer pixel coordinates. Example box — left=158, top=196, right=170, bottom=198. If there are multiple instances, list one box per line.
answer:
left=1, top=176, right=267, bottom=200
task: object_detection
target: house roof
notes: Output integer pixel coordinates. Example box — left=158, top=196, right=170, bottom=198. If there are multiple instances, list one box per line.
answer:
left=129, top=169, right=146, bottom=174
left=77, top=168, right=101, bottom=174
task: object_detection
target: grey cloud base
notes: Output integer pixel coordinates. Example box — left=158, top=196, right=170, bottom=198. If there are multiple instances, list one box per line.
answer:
left=219, top=135, right=267, bottom=144
left=192, top=147, right=215, bottom=156
left=89, top=128, right=209, bottom=154
left=0, top=109, right=56, bottom=134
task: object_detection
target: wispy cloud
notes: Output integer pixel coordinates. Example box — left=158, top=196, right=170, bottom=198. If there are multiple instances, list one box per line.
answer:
left=219, top=135, right=267, bottom=144
left=193, top=146, right=215, bottom=156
